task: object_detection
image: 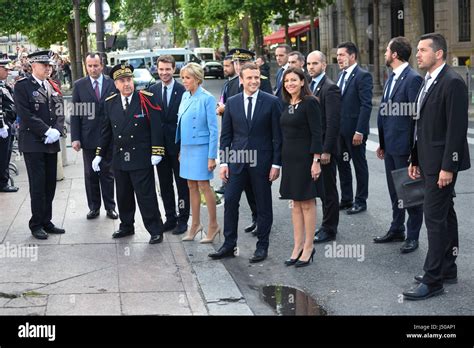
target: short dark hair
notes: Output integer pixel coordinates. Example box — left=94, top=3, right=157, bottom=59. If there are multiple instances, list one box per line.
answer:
left=239, top=62, right=260, bottom=78
left=288, top=51, right=305, bottom=63
left=256, top=55, right=267, bottom=63
left=337, top=41, right=358, bottom=60
left=281, top=67, right=314, bottom=104
left=85, top=52, right=103, bottom=65
left=419, top=33, right=447, bottom=60
left=388, top=36, right=412, bottom=62
left=276, top=44, right=291, bottom=54
left=157, top=54, right=176, bottom=68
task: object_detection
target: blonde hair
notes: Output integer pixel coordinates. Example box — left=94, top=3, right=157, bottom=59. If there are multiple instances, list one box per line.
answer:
left=180, top=62, right=204, bottom=85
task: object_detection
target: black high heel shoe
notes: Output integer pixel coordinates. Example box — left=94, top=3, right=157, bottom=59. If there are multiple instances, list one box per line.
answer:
left=295, top=248, right=315, bottom=268
left=284, top=249, right=303, bottom=266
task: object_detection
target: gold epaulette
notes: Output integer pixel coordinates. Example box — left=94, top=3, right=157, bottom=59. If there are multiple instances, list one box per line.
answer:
left=151, top=146, right=165, bottom=156
left=105, top=93, right=117, bottom=102
left=140, top=90, right=153, bottom=97
left=95, top=147, right=101, bottom=156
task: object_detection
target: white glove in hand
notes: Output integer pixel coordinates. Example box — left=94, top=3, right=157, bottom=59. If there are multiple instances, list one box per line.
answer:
left=44, top=128, right=61, bottom=143
left=44, top=135, right=55, bottom=144
left=0, top=125, right=8, bottom=139
left=92, top=156, right=102, bottom=172
left=151, top=155, right=162, bottom=166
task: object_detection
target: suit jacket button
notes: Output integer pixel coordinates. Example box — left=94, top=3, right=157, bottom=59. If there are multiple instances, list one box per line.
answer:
left=131, top=135, right=134, bottom=138
left=114, top=125, right=117, bottom=128
left=118, top=135, right=122, bottom=138
left=135, top=123, right=138, bottom=126
left=133, top=147, right=135, bottom=150
left=120, top=148, right=123, bottom=151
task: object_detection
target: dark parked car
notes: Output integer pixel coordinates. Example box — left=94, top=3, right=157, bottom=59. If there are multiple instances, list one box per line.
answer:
left=203, top=61, right=224, bottom=79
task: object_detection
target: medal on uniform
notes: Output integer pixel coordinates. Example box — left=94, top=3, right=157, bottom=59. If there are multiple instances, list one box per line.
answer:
left=35, top=104, right=39, bottom=111
left=33, top=91, right=39, bottom=97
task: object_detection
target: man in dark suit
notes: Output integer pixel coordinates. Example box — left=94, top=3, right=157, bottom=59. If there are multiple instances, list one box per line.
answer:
left=14, top=50, right=65, bottom=239
left=71, top=52, right=118, bottom=220
left=306, top=51, right=341, bottom=244
left=403, top=33, right=470, bottom=301
left=336, top=42, right=373, bottom=215
left=288, top=51, right=312, bottom=83
left=274, top=44, right=290, bottom=99
left=209, top=63, right=282, bottom=263
left=148, top=55, right=189, bottom=235
left=374, top=37, right=423, bottom=254
left=92, top=64, right=166, bottom=244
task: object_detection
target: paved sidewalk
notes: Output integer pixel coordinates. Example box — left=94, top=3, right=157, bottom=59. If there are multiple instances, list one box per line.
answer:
left=0, top=144, right=253, bottom=316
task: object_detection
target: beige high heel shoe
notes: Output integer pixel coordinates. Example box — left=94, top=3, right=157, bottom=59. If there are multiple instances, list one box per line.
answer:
left=200, top=226, right=221, bottom=244
left=182, top=224, right=204, bottom=241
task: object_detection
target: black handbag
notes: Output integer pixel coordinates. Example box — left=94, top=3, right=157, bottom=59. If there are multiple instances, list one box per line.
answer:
left=391, top=167, right=424, bottom=208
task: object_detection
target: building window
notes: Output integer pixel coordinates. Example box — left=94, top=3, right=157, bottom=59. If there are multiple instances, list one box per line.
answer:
left=332, top=10, right=338, bottom=48
left=391, top=0, right=404, bottom=37
left=458, top=0, right=471, bottom=42
left=422, top=0, right=435, bottom=33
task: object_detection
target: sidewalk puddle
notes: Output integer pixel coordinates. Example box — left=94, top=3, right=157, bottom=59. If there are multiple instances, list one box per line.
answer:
left=260, top=285, right=326, bottom=316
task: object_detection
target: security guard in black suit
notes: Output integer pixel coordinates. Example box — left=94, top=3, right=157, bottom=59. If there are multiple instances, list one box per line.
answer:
left=14, top=51, right=65, bottom=240
left=0, top=59, right=19, bottom=192
left=92, top=64, right=166, bottom=244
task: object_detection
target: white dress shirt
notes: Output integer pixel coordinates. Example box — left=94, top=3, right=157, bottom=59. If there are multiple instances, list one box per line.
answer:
left=243, top=89, right=259, bottom=120
left=386, top=62, right=409, bottom=99
left=89, top=74, right=104, bottom=96
left=121, top=94, right=132, bottom=110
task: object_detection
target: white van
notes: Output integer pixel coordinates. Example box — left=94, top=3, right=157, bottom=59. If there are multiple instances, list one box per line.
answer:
left=152, top=48, right=201, bottom=73
left=193, top=47, right=216, bottom=62
left=107, top=51, right=159, bottom=70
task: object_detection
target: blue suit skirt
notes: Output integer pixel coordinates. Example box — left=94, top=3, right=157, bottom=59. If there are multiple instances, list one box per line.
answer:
left=179, top=144, right=214, bottom=181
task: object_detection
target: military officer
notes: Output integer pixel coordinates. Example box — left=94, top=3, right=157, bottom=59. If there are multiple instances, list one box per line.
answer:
left=0, top=59, right=19, bottom=192
left=14, top=50, right=65, bottom=240
left=92, top=63, right=166, bottom=244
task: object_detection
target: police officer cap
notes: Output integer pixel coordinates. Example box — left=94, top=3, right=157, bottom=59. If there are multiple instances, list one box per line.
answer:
left=229, top=48, right=255, bottom=62
left=110, top=63, right=134, bottom=80
left=0, top=58, right=13, bottom=69
left=28, top=50, right=55, bottom=65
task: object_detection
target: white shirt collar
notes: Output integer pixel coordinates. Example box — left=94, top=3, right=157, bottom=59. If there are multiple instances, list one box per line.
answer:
left=89, top=74, right=103, bottom=85
left=243, top=89, right=259, bottom=100
left=343, top=63, right=357, bottom=77
left=121, top=93, right=132, bottom=105
left=426, top=63, right=446, bottom=81
left=32, top=74, right=45, bottom=86
left=162, top=78, right=175, bottom=90
left=392, top=62, right=409, bottom=79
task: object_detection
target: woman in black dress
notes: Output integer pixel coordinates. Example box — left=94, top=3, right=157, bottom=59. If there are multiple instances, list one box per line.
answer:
left=280, top=67, right=322, bottom=267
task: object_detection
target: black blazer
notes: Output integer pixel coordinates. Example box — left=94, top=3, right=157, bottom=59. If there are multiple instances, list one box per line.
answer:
left=97, top=91, right=165, bottom=171
left=410, top=64, right=470, bottom=175
left=70, top=75, right=116, bottom=149
left=313, top=75, right=341, bottom=155
left=220, top=90, right=282, bottom=175
left=14, top=75, right=64, bottom=153
left=148, top=80, right=185, bottom=156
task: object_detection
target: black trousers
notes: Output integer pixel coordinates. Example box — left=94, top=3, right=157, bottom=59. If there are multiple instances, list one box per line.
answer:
left=23, top=152, right=58, bottom=232
left=156, top=152, right=189, bottom=224
left=421, top=173, right=459, bottom=287
left=337, top=134, right=369, bottom=206
left=82, top=148, right=115, bottom=211
left=320, top=157, right=339, bottom=234
left=0, top=128, right=14, bottom=187
left=115, top=166, right=163, bottom=236
left=223, top=166, right=273, bottom=252
left=383, top=152, right=423, bottom=240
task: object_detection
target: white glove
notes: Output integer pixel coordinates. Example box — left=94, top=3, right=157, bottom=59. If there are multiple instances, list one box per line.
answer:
left=0, top=125, right=8, bottom=139
left=44, top=135, right=55, bottom=144
left=92, top=156, right=102, bottom=172
left=44, top=128, right=61, bottom=143
left=151, top=155, right=162, bottom=166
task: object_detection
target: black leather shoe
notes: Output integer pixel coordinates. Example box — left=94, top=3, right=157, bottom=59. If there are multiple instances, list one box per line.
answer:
left=215, top=184, right=226, bottom=194
left=400, top=239, right=419, bottom=253
left=172, top=222, right=188, bottom=235
left=313, top=229, right=336, bottom=243
left=149, top=233, right=163, bottom=244
left=295, top=248, right=315, bottom=268
left=32, top=229, right=48, bottom=240
left=0, top=185, right=19, bottom=192
left=106, top=209, right=119, bottom=219
left=249, top=249, right=268, bottom=263
left=403, top=283, right=444, bottom=301
left=45, top=226, right=65, bottom=234
left=339, top=201, right=353, bottom=210
left=87, top=209, right=100, bottom=219
left=414, top=275, right=458, bottom=285
left=346, top=204, right=367, bottom=215
left=208, top=246, right=236, bottom=260
left=373, top=231, right=405, bottom=243
left=112, top=229, right=135, bottom=238
left=244, top=221, right=257, bottom=233
left=163, top=220, right=177, bottom=233
left=284, top=249, right=303, bottom=266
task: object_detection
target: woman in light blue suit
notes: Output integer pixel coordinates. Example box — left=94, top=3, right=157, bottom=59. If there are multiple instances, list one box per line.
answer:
left=176, top=63, right=220, bottom=243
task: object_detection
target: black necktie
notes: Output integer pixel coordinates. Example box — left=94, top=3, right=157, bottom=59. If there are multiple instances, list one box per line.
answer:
left=163, top=85, right=168, bottom=111
left=247, top=96, right=253, bottom=125
left=124, top=97, right=129, bottom=111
